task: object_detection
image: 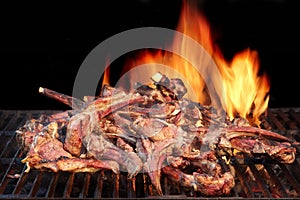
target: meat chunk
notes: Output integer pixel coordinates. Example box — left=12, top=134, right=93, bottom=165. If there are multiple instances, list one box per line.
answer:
left=21, top=126, right=119, bottom=174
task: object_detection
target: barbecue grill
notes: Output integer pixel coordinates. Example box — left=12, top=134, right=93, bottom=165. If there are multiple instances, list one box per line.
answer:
left=0, top=108, right=300, bottom=199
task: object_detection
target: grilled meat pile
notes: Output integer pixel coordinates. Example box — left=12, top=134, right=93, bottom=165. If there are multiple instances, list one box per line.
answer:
left=16, top=72, right=297, bottom=196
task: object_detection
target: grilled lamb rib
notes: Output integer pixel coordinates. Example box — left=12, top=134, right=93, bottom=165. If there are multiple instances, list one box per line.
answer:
left=19, top=121, right=119, bottom=174
left=16, top=72, right=298, bottom=197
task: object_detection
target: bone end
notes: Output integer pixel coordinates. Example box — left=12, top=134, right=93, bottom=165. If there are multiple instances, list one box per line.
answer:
left=39, top=87, right=44, bottom=94
left=151, top=72, right=163, bottom=83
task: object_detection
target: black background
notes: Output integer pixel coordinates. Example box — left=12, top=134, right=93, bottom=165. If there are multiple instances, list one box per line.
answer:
left=0, top=0, right=299, bottom=110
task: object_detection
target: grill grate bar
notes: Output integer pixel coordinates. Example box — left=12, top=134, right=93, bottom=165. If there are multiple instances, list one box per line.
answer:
left=63, top=172, right=75, bottom=198
left=0, top=112, right=14, bottom=131
left=278, top=110, right=298, bottom=130
left=247, top=159, right=271, bottom=197
left=1, top=109, right=300, bottom=198
left=263, top=160, right=288, bottom=197
left=0, top=113, right=20, bottom=157
left=0, top=148, right=21, bottom=194
left=286, top=160, right=300, bottom=185
left=112, top=173, right=120, bottom=198
left=79, top=173, right=91, bottom=198
left=136, top=175, right=145, bottom=197
left=0, top=131, right=17, bottom=158
left=143, top=174, right=149, bottom=197
left=231, top=159, right=255, bottom=198
left=94, top=170, right=104, bottom=198
left=231, top=158, right=255, bottom=198
left=11, top=164, right=29, bottom=195
left=163, top=176, right=170, bottom=196
left=289, top=109, right=300, bottom=126
left=277, top=162, right=300, bottom=196
left=53, top=172, right=69, bottom=197
left=45, top=172, right=59, bottom=198
left=28, top=171, right=44, bottom=197
left=2, top=112, right=26, bottom=132
left=267, top=112, right=286, bottom=132
left=275, top=110, right=295, bottom=138
left=127, top=177, right=136, bottom=198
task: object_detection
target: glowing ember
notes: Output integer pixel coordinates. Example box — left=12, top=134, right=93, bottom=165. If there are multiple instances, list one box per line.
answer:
left=103, top=1, right=270, bottom=125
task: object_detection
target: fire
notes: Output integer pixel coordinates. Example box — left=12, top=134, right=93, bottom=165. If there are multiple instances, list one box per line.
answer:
left=103, top=1, right=270, bottom=125
left=217, top=49, right=270, bottom=123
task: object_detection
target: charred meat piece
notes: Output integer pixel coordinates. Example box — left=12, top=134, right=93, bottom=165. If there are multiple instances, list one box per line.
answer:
left=63, top=91, right=146, bottom=156
left=162, top=166, right=235, bottom=196
left=83, top=132, right=143, bottom=178
left=21, top=123, right=119, bottom=174
left=15, top=72, right=298, bottom=198
left=64, top=113, right=91, bottom=156
left=143, top=139, right=179, bottom=195
left=214, top=129, right=297, bottom=164
left=151, top=72, right=187, bottom=100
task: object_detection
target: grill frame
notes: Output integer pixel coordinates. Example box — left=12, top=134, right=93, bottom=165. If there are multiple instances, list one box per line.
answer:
left=1, top=109, right=300, bottom=199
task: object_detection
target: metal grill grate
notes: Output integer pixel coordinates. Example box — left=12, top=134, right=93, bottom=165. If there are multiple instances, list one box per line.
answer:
left=0, top=109, right=300, bottom=199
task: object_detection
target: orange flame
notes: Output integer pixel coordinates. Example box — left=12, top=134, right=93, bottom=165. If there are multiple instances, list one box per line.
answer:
left=216, top=49, right=270, bottom=123
left=102, top=66, right=110, bottom=86
left=104, top=0, right=270, bottom=125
